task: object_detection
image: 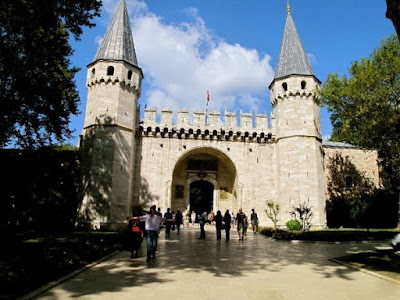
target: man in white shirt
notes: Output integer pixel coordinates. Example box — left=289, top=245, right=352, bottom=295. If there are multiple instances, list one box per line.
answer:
left=140, top=205, right=164, bottom=261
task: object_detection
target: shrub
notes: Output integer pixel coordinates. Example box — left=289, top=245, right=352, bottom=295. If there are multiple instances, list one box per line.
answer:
left=286, top=219, right=302, bottom=231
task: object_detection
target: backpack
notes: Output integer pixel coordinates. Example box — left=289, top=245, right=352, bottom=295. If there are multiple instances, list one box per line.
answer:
left=131, top=220, right=141, bottom=233
left=237, top=212, right=245, bottom=224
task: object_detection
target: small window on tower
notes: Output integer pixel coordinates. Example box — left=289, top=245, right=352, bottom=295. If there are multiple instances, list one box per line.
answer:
left=107, top=66, right=114, bottom=76
left=282, top=82, right=288, bottom=92
left=301, top=80, right=306, bottom=89
left=92, top=68, right=95, bottom=75
left=127, top=70, right=132, bottom=80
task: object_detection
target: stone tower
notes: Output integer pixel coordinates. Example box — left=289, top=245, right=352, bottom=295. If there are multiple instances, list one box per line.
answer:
left=269, top=4, right=326, bottom=227
left=79, top=0, right=143, bottom=228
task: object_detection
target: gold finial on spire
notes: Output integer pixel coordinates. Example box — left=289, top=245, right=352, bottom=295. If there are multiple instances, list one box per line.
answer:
left=287, top=1, right=291, bottom=14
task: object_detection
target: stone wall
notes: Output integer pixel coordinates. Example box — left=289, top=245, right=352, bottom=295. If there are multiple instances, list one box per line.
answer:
left=324, top=143, right=380, bottom=197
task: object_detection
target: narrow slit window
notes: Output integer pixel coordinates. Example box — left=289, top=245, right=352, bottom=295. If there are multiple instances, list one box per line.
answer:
left=282, top=82, right=288, bottom=92
left=301, top=80, right=306, bottom=89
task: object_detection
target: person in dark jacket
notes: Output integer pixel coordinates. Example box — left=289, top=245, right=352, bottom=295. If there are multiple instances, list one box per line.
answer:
left=214, top=210, right=223, bottom=241
left=175, top=209, right=183, bottom=234
left=164, top=208, right=173, bottom=239
left=223, top=210, right=231, bottom=241
left=236, top=208, right=247, bottom=241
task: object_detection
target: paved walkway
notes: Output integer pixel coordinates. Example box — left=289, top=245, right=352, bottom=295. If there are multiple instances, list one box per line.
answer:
left=31, top=225, right=399, bottom=299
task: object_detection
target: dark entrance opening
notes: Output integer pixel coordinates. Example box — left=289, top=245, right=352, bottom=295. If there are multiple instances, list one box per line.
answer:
left=190, top=180, right=213, bottom=218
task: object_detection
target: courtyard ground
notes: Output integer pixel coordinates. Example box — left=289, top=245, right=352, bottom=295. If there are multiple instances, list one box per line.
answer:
left=22, top=225, right=400, bottom=300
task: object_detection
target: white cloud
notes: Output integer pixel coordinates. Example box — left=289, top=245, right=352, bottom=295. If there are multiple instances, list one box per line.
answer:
left=100, top=0, right=274, bottom=114
left=307, top=53, right=317, bottom=66
left=322, top=135, right=331, bottom=141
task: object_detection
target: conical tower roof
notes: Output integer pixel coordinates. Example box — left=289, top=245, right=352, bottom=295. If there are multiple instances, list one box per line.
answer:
left=273, top=5, right=316, bottom=81
left=93, top=0, right=138, bottom=67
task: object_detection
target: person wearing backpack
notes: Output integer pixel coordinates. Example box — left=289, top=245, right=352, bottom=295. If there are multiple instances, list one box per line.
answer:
left=236, top=208, right=247, bottom=241
left=127, top=211, right=144, bottom=258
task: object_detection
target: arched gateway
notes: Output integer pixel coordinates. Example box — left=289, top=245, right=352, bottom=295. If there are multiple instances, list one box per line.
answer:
left=170, top=147, right=238, bottom=216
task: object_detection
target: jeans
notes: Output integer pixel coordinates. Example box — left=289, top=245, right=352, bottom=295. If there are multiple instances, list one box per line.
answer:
left=146, top=230, right=158, bottom=258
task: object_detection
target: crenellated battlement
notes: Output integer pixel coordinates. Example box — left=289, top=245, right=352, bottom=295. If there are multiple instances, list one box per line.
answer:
left=138, top=107, right=275, bottom=142
left=270, top=89, right=317, bottom=106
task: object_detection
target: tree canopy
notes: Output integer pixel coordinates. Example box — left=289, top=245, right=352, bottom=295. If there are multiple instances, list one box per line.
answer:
left=320, top=34, right=400, bottom=191
left=0, top=0, right=102, bottom=148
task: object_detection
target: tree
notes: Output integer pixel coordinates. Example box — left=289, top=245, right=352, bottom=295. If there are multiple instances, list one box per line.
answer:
left=320, top=35, right=400, bottom=192
left=291, top=202, right=313, bottom=231
left=0, top=0, right=102, bottom=148
left=265, top=200, right=280, bottom=230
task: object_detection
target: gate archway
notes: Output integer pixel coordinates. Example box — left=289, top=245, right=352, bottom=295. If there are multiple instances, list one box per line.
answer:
left=170, top=146, right=238, bottom=215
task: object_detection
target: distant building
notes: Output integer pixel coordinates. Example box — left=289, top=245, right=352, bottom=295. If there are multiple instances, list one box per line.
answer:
left=78, top=0, right=379, bottom=229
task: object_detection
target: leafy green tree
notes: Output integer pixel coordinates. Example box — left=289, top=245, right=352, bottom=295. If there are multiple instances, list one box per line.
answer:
left=0, top=0, right=102, bottom=148
left=320, top=35, right=400, bottom=192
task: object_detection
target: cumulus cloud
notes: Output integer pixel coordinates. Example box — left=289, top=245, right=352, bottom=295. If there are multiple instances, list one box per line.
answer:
left=99, top=0, right=274, bottom=115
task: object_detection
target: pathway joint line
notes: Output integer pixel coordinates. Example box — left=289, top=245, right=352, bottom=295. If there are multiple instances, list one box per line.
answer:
left=329, top=257, right=400, bottom=286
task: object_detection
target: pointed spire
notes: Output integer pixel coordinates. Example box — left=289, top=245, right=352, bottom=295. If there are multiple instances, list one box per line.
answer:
left=273, top=6, right=315, bottom=81
left=93, top=0, right=138, bottom=67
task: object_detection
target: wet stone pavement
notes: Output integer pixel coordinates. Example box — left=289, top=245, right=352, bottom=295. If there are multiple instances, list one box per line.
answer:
left=31, top=225, right=400, bottom=299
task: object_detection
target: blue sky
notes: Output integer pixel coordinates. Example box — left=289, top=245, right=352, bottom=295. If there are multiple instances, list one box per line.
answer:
left=68, top=0, right=395, bottom=145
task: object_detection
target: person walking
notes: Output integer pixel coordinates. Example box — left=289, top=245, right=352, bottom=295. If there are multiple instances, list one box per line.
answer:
left=139, top=205, right=164, bottom=261
left=223, top=210, right=231, bottom=241
left=250, top=208, right=259, bottom=234
left=198, top=211, right=207, bottom=239
left=175, top=209, right=183, bottom=234
left=236, top=208, right=247, bottom=241
left=231, top=212, right=235, bottom=228
left=214, top=210, right=223, bottom=241
left=127, top=210, right=144, bottom=258
left=164, top=208, right=173, bottom=239
left=191, top=210, right=196, bottom=226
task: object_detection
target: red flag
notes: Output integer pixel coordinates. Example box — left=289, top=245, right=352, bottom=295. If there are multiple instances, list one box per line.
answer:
left=206, top=90, right=210, bottom=102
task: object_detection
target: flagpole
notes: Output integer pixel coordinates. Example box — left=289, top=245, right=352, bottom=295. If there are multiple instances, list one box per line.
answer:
left=206, top=90, right=210, bottom=125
